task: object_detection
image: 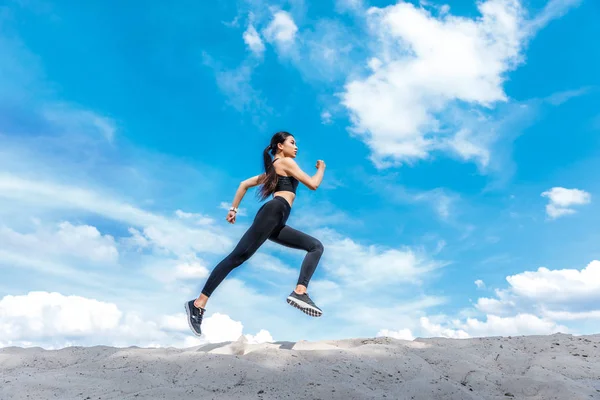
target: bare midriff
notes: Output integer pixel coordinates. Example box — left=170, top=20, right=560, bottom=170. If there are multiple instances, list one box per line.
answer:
left=273, top=191, right=295, bottom=207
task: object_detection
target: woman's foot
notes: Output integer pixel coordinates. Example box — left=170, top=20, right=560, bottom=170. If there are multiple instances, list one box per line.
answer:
left=184, top=300, right=205, bottom=336
left=286, top=291, right=322, bottom=317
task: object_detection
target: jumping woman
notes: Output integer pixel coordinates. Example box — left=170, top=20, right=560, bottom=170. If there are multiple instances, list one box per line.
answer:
left=185, top=131, right=326, bottom=336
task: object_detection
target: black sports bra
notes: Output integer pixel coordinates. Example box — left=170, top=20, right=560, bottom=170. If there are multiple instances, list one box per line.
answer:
left=272, top=158, right=299, bottom=194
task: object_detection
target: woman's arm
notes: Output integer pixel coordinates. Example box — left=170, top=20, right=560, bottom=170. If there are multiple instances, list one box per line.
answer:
left=281, top=158, right=325, bottom=190
left=226, top=174, right=264, bottom=224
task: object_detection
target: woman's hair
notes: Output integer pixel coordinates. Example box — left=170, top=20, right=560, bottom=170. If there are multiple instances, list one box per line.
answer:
left=258, top=131, right=293, bottom=201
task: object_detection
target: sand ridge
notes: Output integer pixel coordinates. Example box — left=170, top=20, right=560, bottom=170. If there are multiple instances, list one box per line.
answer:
left=1, top=333, right=599, bottom=399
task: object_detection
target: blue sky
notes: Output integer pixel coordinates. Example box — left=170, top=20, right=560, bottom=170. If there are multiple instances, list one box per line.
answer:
left=1, top=0, right=599, bottom=348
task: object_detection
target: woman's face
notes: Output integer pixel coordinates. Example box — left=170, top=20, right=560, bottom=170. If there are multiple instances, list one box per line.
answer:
left=278, top=135, right=298, bottom=158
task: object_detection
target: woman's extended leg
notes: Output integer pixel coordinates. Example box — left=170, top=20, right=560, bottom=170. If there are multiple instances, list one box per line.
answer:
left=269, top=225, right=324, bottom=317
left=185, top=201, right=285, bottom=336
left=200, top=204, right=284, bottom=302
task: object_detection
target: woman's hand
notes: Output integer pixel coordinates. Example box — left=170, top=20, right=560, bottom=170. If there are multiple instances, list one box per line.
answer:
left=316, top=160, right=326, bottom=169
left=226, top=210, right=237, bottom=224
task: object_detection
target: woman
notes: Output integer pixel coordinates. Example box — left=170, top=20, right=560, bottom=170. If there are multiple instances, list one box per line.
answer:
left=185, top=131, right=326, bottom=336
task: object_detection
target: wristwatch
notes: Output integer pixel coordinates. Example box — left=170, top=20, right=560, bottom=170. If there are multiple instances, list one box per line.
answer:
left=229, top=207, right=238, bottom=213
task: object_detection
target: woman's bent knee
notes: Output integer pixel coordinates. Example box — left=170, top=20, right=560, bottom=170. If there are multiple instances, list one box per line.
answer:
left=311, top=239, right=324, bottom=254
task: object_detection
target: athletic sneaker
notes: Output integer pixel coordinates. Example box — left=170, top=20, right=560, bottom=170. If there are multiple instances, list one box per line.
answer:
left=184, top=300, right=205, bottom=336
left=286, top=291, right=323, bottom=317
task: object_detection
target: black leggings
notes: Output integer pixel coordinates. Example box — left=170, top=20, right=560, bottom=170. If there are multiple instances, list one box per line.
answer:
left=201, top=196, right=324, bottom=297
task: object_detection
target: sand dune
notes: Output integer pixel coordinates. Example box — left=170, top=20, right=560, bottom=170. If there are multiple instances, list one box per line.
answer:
left=1, top=333, right=599, bottom=399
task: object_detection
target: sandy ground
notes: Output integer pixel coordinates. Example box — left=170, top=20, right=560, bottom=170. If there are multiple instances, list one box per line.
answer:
left=1, top=333, right=599, bottom=400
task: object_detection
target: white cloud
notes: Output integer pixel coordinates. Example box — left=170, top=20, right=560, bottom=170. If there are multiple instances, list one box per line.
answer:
left=541, top=187, right=591, bottom=219
left=476, top=293, right=515, bottom=315
left=308, top=279, right=343, bottom=306
left=247, top=252, right=296, bottom=276
left=263, top=11, right=298, bottom=49
left=473, top=260, right=600, bottom=327
left=541, top=310, right=600, bottom=321
left=377, top=328, right=415, bottom=340
left=321, top=110, right=333, bottom=125
left=341, top=296, right=447, bottom=331
left=527, top=0, right=583, bottom=32
left=385, top=313, right=567, bottom=339
left=175, top=209, right=215, bottom=225
left=0, top=173, right=232, bottom=258
left=474, top=279, right=485, bottom=289
left=386, top=260, right=600, bottom=339
left=243, top=24, right=266, bottom=56
left=453, top=314, right=567, bottom=337
left=123, top=227, right=151, bottom=248
left=173, top=261, right=210, bottom=280
left=341, top=0, right=528, bottom=167
left=0, top=291, right=122, bottom=345
left=245, top=329, right=274, bottom=343
left=377, top=311, right=567, bottom=340
left=0, top=292, right=272, bottom=349
left=144, top=256, right=212, bottom=287
left=318, top=228, right=445, bottom=286
left=335, top=0, right=364, bottom=13
left=506, top=260, right=600, bottom=305
left=0, top=221, right=118, bottom=264
left=420, top=317, right=470, bottom=339
left=447, top=127, right=491, bottom=167
left=413, top=188, right=455, bottom=220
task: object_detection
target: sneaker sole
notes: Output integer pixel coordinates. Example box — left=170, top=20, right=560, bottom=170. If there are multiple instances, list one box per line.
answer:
left=286, top=296, right=323, bottom=317
left=184, top=301, right=203, bottom=337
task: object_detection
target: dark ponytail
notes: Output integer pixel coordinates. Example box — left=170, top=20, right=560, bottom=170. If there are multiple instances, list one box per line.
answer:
left=257, top=131, right=293, bottom=201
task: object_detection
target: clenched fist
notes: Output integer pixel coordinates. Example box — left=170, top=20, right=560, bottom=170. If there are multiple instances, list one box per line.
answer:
left=226, top=210, right=237, bottom=224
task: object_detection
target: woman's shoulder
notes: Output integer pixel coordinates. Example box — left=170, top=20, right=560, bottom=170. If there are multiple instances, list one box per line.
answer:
left=273, top=157, right=295, bottom=176
left=275, top=157, right=297, bottom=166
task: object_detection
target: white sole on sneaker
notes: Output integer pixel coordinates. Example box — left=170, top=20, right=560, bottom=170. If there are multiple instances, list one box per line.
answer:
left=184, top=301, right=203, bottom=337
left=286, top=296, right=323, bottom=317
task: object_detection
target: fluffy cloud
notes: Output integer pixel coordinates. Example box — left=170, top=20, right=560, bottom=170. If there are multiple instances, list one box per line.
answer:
left=420, top=317, right=470, bottom=339
left=263, top=11, right=298, bottom=49
left=175, top=209, right=215, bottom=225
left=342, top=0, right=528, bottom=167
left=476, top=294, right=515, bottom=316
left=0, top=173, right=232, bottom=255
left=0, top=292, right=272, bottom=349
left=245, top=329, right=274, bottom=344
left=318, top=228, right=445, bottom=286
left=378, top=261, right=600, bottom=339
left=451, top=314, right=567, bottom=337
left=379, top=313, right=566, bottom=340
left=377, top=328, right=415, bottom=340
left=146, top=257, right=210, bottom=285
left=476, top=260, right=600, bottom=324
left=0, top=221, right=118, bottom=264
left=541, top=187, right=591, bottom=219
left=506, top=260, right=600, bottom=305
left=527, top=0, right=584, bottom=32
left=247, top=252, right=296, bottom=276
left=474, top=279, right=485, bottom=289
left=335, top=0, right=364, bottom=13
left=243, top=24, right=265, bottom=56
